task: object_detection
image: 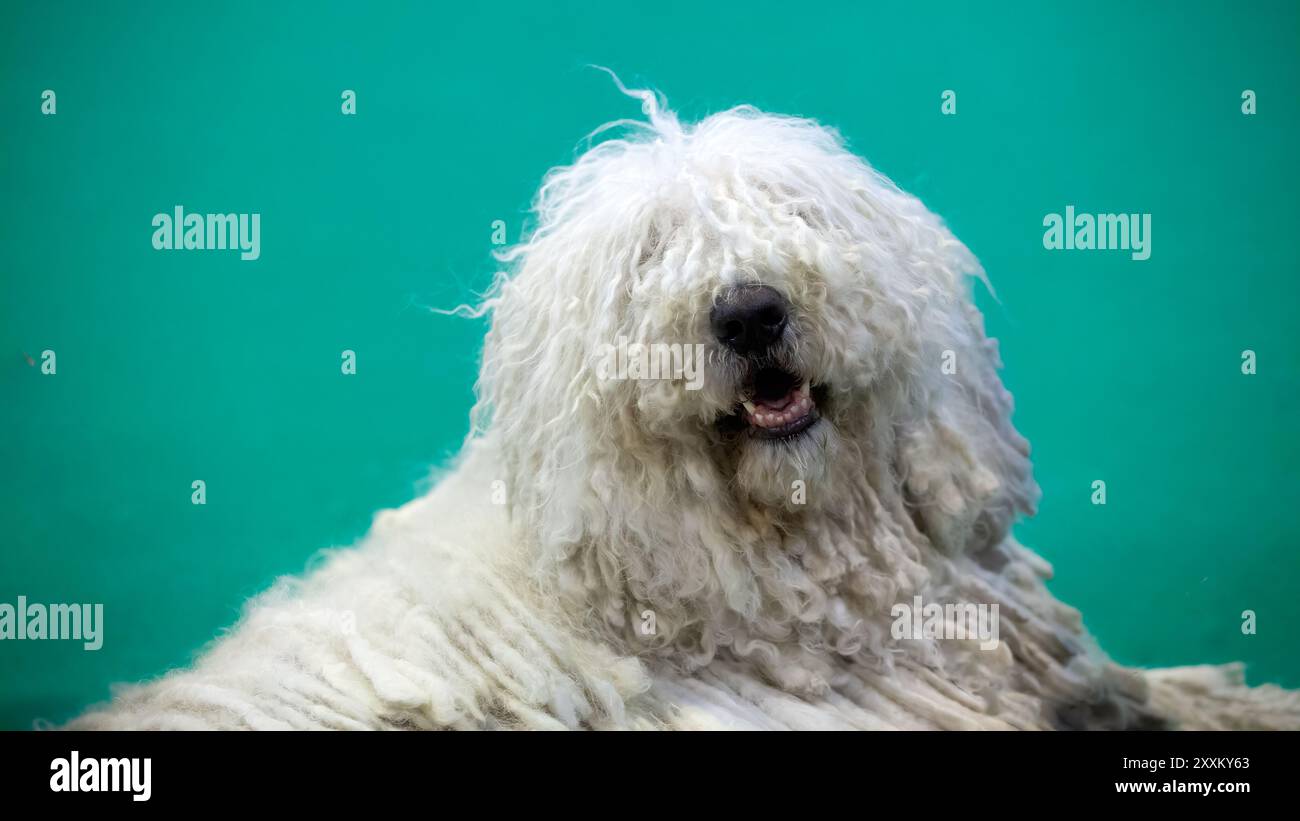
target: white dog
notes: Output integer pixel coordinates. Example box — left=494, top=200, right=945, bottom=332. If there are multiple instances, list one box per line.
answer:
left=73, top=84, right=1298, bottom=730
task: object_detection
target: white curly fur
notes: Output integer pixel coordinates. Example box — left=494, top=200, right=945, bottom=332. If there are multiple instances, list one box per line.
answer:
left=70, top=82, right=1299, bottom=730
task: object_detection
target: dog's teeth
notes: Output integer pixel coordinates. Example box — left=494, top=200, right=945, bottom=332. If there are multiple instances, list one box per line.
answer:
left=798, top=381, right=811, bottom=397
left=742, top=400, right=757, bottom=414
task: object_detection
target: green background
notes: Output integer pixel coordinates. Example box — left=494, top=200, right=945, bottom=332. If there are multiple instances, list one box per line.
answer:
left=2, top=0, right=1296, bottom=729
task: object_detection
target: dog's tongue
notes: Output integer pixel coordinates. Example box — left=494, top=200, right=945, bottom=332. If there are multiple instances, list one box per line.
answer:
left=742, top=381, right=814, bottom=430
left=754, top=390, right=798, bottom=412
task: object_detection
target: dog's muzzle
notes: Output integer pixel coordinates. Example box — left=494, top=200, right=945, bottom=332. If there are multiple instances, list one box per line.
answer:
left=712, top=285, right=825, bottom=441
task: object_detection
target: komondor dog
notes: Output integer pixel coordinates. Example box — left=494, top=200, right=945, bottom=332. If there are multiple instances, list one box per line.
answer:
left=73, top=83, right=1299, bottom=730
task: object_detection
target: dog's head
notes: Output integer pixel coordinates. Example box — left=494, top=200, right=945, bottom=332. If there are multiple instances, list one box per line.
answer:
left=475, top=85, right=1038, bottom=679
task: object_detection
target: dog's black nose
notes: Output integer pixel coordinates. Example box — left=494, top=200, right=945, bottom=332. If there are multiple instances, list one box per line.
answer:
left=710, top=285, right=789, bottom=355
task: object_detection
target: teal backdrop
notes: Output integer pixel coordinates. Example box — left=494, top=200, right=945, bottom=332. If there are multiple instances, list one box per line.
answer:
left=2, top=0, right=1297, bottom=728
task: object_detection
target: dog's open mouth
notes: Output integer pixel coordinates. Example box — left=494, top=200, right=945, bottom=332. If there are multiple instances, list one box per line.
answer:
left=733, top=366, right=822, bottom=440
